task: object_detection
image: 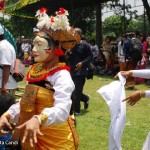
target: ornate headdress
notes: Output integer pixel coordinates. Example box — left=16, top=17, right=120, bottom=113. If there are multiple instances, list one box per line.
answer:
left=35, top=7, right=80, bottom=51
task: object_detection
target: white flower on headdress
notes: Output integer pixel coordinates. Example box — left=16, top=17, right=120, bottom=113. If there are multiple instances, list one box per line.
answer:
left=51, top=15, right=70, bottom=31
left=36, top=7, right=50, bottom=29
left=36, top=7, right=70, bottom=31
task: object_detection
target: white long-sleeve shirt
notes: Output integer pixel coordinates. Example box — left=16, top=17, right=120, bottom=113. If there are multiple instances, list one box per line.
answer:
left=132, top=69, right=150, bottom=98
left=7, top=69, right=75, bottom=126
left=118, top=41, right=125, bottom=62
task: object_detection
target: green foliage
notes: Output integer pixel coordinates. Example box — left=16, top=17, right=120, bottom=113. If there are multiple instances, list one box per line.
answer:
left=135, top=14, right=150, bottom=35
left=69, top=6, right=96, bottom=40
left=10, top=16, right=36, bottom=39
left=5, top=0, right=18, bottom=5
left=2, top=16, right=36, bottom=40
left=126, top=20, right=139, bottom=32
left=103, top=13, right=150, bottom=37
left=102, top=15, right=127, bottom=36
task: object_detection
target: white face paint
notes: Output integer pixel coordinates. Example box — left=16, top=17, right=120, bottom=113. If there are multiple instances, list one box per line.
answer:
left=32, top=36, right=50, bottom=62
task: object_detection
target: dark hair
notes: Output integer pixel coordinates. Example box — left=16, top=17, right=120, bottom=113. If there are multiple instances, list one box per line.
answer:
left=134, top=31, right=140, bottom=37
left=74, top=28, right=82, bottom=36
left=0, top=93, right=15, bottom=116
left=36, top=32, right=57, bottom=50
left=122, top=34, right=127, bottom=38
left=0, top=34, right=5, bottom=40
left=89, top=39, right=96, bottom=45
left=105, top=36, right=111, bottom=41
left=140, top=33, right=146, bottom=43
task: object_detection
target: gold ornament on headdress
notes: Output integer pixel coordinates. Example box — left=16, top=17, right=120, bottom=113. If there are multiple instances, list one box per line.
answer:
left=35, top=7, right=80, bottom=50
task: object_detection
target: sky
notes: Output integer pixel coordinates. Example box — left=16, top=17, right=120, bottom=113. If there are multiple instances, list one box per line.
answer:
left=102, top=0, right=150, bottom=21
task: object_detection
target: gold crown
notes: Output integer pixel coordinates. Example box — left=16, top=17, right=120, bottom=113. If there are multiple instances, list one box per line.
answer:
left=36, top=7, right=80, bottom=50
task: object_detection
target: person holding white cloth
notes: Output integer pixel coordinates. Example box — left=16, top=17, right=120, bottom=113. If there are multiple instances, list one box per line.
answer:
left=117, top=69, right=150, bottom=105
left=116, top=69, right=150, bottom=150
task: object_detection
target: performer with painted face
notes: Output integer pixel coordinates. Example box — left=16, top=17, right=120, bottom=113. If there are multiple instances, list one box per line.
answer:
left=0, top=8, right=79, bottom=150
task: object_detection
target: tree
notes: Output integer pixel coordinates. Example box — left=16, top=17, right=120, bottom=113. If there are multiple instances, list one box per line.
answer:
left=69, top=6, right=96, bottom=40
left=103, top=15, right=128, bottom=36
left=102, top=15, right=147, bottom=37
left=104, top=1, right=138, bottom=33
left=134, top=14, right=150, bottom=35
left=141, top=0, right=150, bottom=25
left=3, top=0, right=36, bottom=40
left=2, top=16, right=36, bottom=41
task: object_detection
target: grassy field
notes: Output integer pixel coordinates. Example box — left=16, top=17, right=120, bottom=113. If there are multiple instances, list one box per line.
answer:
left=76, top=75, right=150, bottom=150
left=18, top=73, right=150, bottom=150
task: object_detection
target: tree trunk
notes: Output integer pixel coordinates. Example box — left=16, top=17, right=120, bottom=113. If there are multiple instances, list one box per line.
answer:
left=96, top=2, right=102, bottom=49
left=142, top=0, right=150, bottom=25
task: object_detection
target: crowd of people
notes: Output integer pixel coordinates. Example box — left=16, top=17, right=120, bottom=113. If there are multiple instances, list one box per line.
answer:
left=1, top=6, right=150, bottom=150
left=81, top=31, right=150, bottom=90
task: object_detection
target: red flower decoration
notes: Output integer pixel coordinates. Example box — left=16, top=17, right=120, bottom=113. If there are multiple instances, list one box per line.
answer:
left=57, top=7, right=66, bottom=15
left=40, top=7, right=47, bottom=14
left=0, top=0, right=4, bottom=11
left=54, top=49, right=64, bottom=57
left=50, top=17, right=55, bottom=23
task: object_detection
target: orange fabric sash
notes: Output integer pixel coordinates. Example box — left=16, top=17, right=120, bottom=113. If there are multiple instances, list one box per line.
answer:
left=18, top=84, right=79, bottom=150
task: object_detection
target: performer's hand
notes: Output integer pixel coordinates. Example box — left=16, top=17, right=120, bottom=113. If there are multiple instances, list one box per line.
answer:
left=1, top=87, right=8, bottom=94
left=0, top=115, right=12, bottom=135
left=122, top=91, right=142, bottom=106
left=16, top=117, right=43, bottom=147
left=114, top=71, right=133, bottom=79
left=75, top=62, right=82, bottom=71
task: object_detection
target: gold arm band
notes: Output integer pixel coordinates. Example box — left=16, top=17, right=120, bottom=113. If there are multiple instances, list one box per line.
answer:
left=129, top=71, right=133, bottom=77
left=38, top=113, right=48, bottom=125
left=2, top=112, right=10, bottom=120
left=140, top=91, right=145, bottom=98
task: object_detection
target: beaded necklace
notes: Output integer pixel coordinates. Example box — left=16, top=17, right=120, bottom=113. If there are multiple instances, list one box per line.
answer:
left=26, top=63, right=70, bottom=82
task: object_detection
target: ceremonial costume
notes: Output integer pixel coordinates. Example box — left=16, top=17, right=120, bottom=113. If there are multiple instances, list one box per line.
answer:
left=0, top=8, right=80, bottom=150
left=7, top=63, right=79, bottom=150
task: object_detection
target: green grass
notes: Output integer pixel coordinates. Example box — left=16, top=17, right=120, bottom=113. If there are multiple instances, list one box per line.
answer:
left=76, top=76, right=150, bottom=150
left=18, top=73, right=150, bottom=150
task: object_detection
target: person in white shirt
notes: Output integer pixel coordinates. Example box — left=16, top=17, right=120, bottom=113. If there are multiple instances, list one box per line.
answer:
left=0, top=8, right=79, bottom=150
left=89, top=39, right=99, bottom=60
left=0, top=24, right=17, bottom=95
left=118, top=35, right=126, bottom=70
left=21, top=38, right=32, bottom=67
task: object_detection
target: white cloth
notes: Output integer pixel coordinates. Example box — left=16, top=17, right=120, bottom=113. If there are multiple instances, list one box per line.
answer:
left=97, top=73, right=126, bottom=150
left=142, top=132, right=150, bottom=150
left=0, top=39, right=17, bottom=89
left=7, top=69, right=75, bottom=126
